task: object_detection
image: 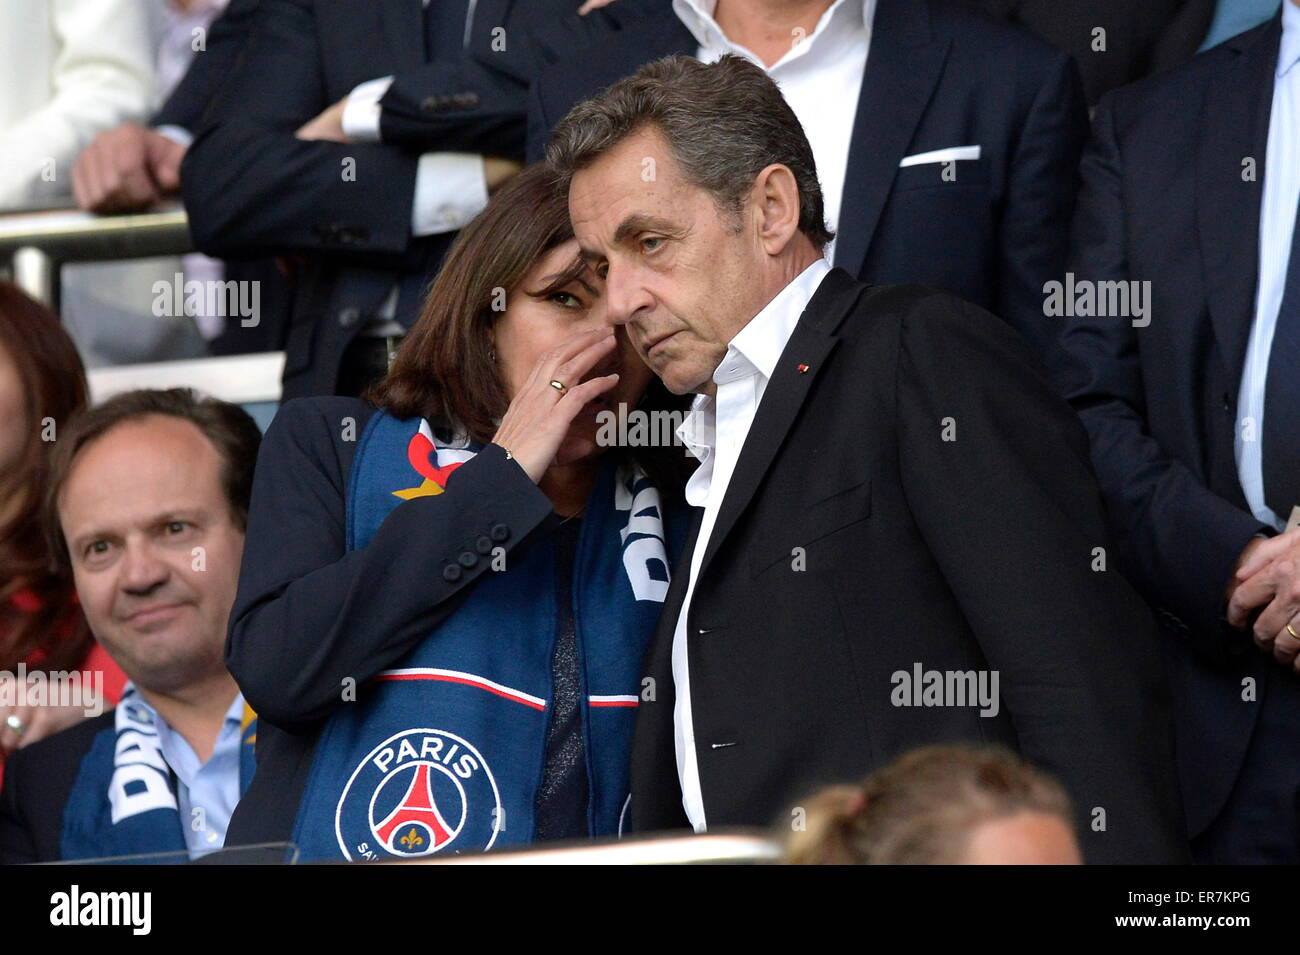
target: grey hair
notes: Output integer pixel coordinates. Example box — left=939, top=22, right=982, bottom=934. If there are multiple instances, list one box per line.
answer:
left=546, top=54, right=833, bottom=250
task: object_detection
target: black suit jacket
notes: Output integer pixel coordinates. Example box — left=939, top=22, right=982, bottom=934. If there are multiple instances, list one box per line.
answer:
left=629, top=269, right=1188, bottom=864
left=1051, top=14, right=1288, bottom=838
left=528, top=0, right=1089, bottom=359
left=0, top=712, right=116, bottom=864
left=181, top=0, right=614, bottom=398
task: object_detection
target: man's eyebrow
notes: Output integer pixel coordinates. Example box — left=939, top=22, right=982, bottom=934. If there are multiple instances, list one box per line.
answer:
left=613, top=214, right=680, bottom=245
left=578, top=215, right=683, bottom=263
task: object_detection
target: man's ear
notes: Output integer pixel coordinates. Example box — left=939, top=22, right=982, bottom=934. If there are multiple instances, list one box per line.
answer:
left=752, top=163, right=803, bottom=256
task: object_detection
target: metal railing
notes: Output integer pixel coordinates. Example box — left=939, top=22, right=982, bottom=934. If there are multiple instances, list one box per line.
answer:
left=0, top=203, right=192, bottom=308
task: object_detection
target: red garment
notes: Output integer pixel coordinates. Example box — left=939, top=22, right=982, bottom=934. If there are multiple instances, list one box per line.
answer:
left=1, top=589, right=125, bottom=790
left=80, top=641, right=126, bottom=705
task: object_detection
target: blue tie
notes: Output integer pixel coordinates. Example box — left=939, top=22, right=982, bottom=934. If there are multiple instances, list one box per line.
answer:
left=1261, top=191, right=1300, bottom=518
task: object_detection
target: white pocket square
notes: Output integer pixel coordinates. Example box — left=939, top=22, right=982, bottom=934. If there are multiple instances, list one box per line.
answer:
left=898, top=145, right=981, bottom=167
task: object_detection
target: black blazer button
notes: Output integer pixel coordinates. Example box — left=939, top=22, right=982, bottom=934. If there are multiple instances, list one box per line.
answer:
left=475, top=536, right=493, bottom=555
left=490, top=523, right=509, bottom=542
left=442, top=564, right=463, bottom=582
left=338, top=307, right=361, bottom=327
left=458, top=551, right=477, bottom=568
left=421, top=95, right=439, bottom=113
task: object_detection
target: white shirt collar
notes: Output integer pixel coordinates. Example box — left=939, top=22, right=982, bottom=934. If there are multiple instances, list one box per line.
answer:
left=674, top=257, right=832, bottom=457
left=673, top=0, right=875, bottom=69
left=723, top=257, right=832, bottom=384
left=131, top=683, right=245, bottom=753
left=1280, top=0, right=1300, bottom=80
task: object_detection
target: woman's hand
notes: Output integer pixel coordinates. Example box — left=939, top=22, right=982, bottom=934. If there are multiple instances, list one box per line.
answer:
left=0, top=695, right=97, bottom=757
left=491, top=327, right=620, bottom=482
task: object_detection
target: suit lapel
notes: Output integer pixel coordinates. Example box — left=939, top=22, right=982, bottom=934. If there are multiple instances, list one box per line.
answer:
left=695, top=269, right=866, bottom=581
left=1196, top=15, right=1281, bottom=390
left=833, top=0, right=950, bottom=278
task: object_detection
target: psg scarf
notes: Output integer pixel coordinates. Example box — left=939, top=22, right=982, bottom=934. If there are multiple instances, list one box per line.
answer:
left=61, top=685, right=256, bottom=862
left=289, top=412, right=684, bottom=861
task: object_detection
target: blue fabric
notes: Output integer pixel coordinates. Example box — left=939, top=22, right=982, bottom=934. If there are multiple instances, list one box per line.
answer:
left=1199, top=0, right=1282, bottom=51
left=61, top=688, right=256, bottom=862
left=142, top=691, right=249, bottom=857
left=289, top=412, right=684, bottom=861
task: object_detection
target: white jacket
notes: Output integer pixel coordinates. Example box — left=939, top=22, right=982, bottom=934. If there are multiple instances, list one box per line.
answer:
left=0, top=0, right=155, bottom=210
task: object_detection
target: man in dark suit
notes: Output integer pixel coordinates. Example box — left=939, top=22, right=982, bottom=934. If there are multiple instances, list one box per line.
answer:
left=180, top=0, right=637, bottom=399
left=1052, top=4, right=1300, bottom=862
left=548, top=53, right=1188, bottom=863
left=529, top=0, right=1088, bottom=360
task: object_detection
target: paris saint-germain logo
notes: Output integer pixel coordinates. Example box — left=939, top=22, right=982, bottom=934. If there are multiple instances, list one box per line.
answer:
left=336, top=728, right=502, bottom=861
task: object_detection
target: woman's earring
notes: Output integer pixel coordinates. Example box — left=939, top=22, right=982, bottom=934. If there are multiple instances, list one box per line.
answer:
left=488, top=348, right=497, bottom=362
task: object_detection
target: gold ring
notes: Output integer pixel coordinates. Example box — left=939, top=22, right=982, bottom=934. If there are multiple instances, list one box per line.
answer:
left=1287, top=623, right=1299, bottom=640
left=549, top=379, right=567, bottom=394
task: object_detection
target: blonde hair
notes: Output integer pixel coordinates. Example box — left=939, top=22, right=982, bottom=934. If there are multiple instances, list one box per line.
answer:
left=785, top=744, right=1074, bottom=865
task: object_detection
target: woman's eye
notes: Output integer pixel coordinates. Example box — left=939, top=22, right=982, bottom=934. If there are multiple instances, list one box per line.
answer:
left=549, top=291, right=581, bottom=308
left=87, top=541, right=108, bottom=556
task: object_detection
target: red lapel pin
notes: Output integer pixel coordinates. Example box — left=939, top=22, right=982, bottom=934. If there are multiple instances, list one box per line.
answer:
left=797, top=363, right=810, bottom=374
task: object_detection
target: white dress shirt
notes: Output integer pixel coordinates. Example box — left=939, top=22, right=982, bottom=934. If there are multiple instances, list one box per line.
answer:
left=672, top=0, right=876, bottom=266
left=671, top=257, right=832, bottom=830
left=136, top=688, right=247, bottom=859
left=1235, top=0, right=1300, bottom=531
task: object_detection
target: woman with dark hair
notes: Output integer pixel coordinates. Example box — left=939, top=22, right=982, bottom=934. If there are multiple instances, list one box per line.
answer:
left=225, top=163, right=691, bottom=860
left=0, top=282, right=125, bottom=764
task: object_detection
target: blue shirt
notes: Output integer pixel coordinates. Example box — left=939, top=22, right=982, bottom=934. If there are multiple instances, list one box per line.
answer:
left=1200, top=0, right=1283, bottom=52
left=1235, top=1, right=1300, bottom=531
left=133, top=686, right=246, bottom=859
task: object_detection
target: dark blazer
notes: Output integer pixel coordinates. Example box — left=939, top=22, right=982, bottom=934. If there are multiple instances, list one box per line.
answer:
left=1050, top=14, right=1288, bottom=838
left=628, top=269, right=1188, bottom=864
left=527, top=0, right=1089, bottom=358
left=181, top=0, right=614, bottom=398
left=223, top=398, right=563, bottom=845
left=0, top=712, right=116, bottom=864
left=961, top=0, right=1217, bottom=104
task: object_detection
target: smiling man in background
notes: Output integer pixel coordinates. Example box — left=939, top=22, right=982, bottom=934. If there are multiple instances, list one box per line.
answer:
left=0, top=389, right=260, bottom=863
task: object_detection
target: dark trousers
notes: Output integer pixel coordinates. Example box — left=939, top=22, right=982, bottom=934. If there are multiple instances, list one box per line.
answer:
left=1191, top=665, right=1300, bottom=863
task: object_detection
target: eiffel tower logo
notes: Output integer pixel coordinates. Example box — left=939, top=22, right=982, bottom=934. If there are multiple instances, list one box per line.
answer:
left=373, top=763, right=457, bottom=854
